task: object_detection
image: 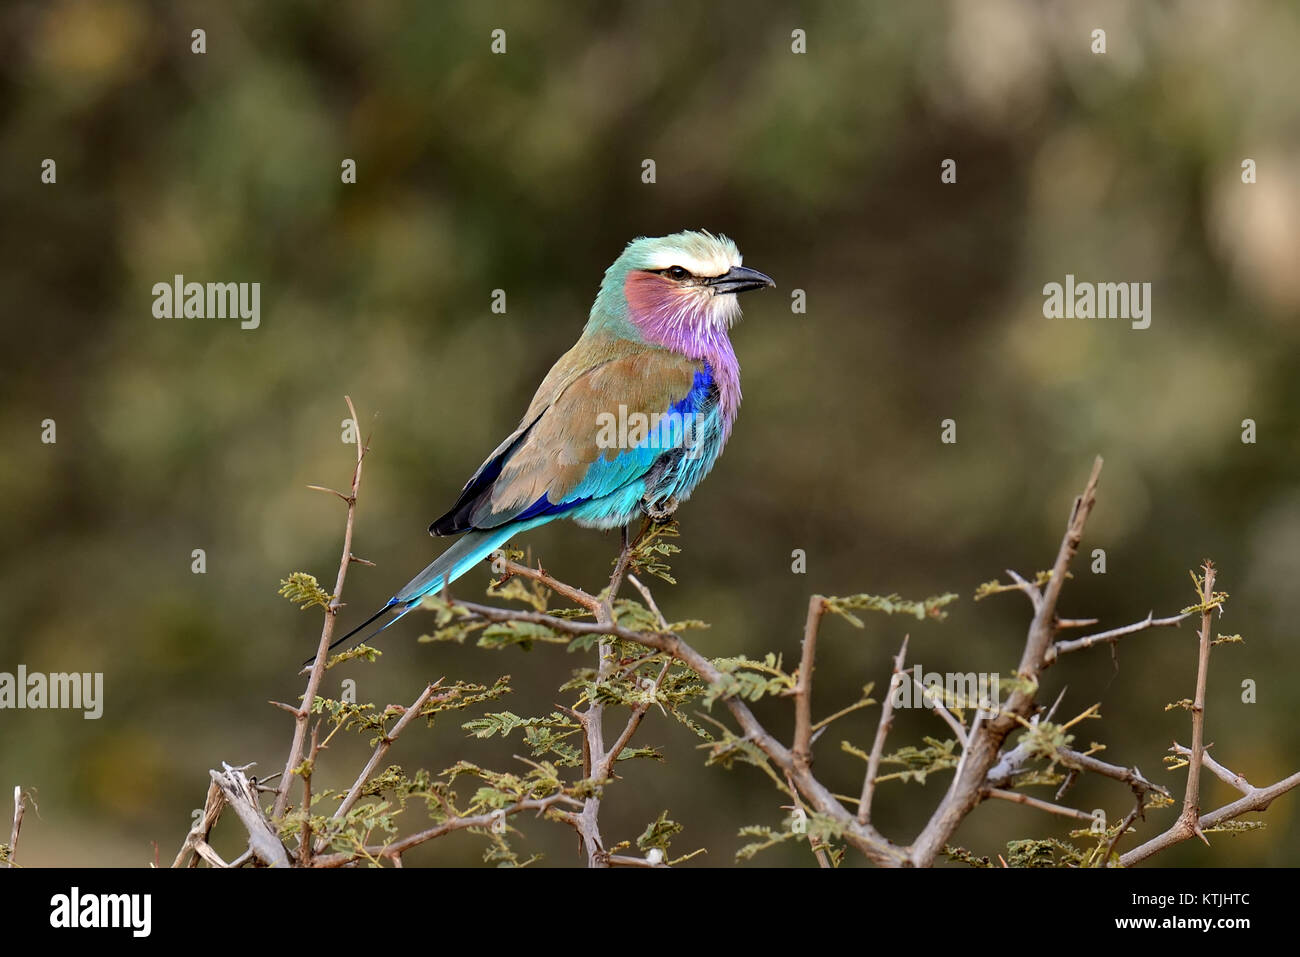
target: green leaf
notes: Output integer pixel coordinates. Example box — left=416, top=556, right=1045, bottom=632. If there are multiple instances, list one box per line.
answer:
left=824, top=591, right=959, bottom=627
left=278, top=572, right=333, bottom=610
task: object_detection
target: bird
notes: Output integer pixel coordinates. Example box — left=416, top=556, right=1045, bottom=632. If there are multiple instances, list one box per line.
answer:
left=328, top=230, right=774, bottom=655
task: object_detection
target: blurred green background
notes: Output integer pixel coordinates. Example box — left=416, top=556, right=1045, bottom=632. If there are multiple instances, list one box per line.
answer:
left=2, top=0, right=1298, bottom=867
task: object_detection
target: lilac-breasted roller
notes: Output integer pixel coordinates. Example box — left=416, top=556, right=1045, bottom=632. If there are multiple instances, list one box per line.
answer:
left=331, top=230, right=773, bottom=652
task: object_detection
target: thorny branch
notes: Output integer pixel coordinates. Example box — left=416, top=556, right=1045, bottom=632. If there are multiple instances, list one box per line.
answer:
left=5, top=786, right=28, bottom=868
left=182, top=433, right=1298, bottom=868
left=449, top=456, right=1297, bottom=867
left=272, top=396, right=368, bottom=822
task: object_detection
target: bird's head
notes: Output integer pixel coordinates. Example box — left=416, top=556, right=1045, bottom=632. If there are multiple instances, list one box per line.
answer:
left=590, top=230, right=774, bottom=351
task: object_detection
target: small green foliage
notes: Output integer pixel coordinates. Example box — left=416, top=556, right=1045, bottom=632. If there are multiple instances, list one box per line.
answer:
left=1146, top=791, right=1177, bottom=811
left=416, top=594, right=488, bottom=644
left=487, top=574, right=551, bottom=612
left=1005, top=837, right=1089, bottom=868
left=824, top=591, right=959, bottom=626
left=735, top=824, right=796, bottom=861
left=615, top=746, right=663, bottom=762
left=974, top=570, right=1066, bottom=601
left=1164, top=698, right=1194, bottom=713
left=279, top=572, right=334, bottom=610
left=627, top=521, right=681, bottom=584
left=943, top=845, right=994, bottom=867
left=359, top=765, right=410, bottom=797
left=703, top=653, right=794, bottom=708
left=1181, top=567, right=1228, bottom=615
left=701, top=731, right=787, bottom=791
left=463, top=710, right=534, bottom=739
left=735, top=812, right=846, bottom=862
left=478, top=620, right=568, bottom=650
left=874, top=737, right=960, bottom=784
left=841, top=740, right=870, bottom=763
left=1017, top=704, right=1100, bottom=762
left=462, top=710, right=579, bottom=742
left=480, top=827, right=540, bottom=868
left=611, top=597, right=660, bottom=632
left=997, top=673, right=1038, bottom=697
left=637, top=811, right=682, bottom=853
left=1203, top=820, right=1265, bottom=836
left=434, top=676, right=514, bottom=716
left=1012, top=767, right=1067, bottom=788
left=1213, top=633, right=1244, bottom=646
left=324, top=643, right=380, bottom=669
left=452, top=761, right=568, bottom=813
left=311, top=676, right=513, bottom=744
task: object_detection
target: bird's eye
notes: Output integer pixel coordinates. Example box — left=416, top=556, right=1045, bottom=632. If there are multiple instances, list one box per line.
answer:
left=666, top=266, right=690, bottom=281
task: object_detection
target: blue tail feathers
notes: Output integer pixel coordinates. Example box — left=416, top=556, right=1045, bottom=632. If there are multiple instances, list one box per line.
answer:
left=315, top=523, right=545, bottom=662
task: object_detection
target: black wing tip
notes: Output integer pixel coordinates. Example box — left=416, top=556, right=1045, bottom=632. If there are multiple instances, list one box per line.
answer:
left=429, top=514, right=470, bottom=537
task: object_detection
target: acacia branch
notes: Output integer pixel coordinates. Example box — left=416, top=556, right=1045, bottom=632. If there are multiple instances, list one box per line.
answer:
left=310, top=793, right=583, bottom=868
left=982, top=787, right=1096, bottom=823
left=172, top=780, right=225, bottom=868
left=1047, top=611, right=1193, bottom=663
left=1173, top=743, right=1252, bottom=795
left=212, top=763, right=290, bottom=868
left=792, top=595, right=827, bottom=770
left=858, top=636, right=908, bottom=825
left=1056, top=748, right=1169, bottom=799
left=455, top=560, right=908, bottom=865
left=273, top=396, right=368, bottom=822
left=329, top=680, right=443, bottom=827
left=907, top=456, right=1104, bottom=866
left=1121, top=770, right=1300, bottom=866
left=908, top=675, right=968, bottom=747
left=6, top=786, right=27, bottom=868
left=1178, top=561, right=1216, bottom=841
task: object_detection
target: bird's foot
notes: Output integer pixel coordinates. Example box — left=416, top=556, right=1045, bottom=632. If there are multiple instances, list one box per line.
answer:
left=642, top=495, right=679, bottom=523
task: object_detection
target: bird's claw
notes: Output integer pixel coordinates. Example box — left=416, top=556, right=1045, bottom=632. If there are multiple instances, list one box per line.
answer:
left=642, top=495, right=679, bottom=522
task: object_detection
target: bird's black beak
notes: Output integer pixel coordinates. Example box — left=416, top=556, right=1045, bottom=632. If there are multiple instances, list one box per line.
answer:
left=707, top=265, right=775, bottom=295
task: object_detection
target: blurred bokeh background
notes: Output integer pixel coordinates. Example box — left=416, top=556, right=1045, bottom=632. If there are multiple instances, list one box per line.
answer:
left=2, top=0, right=1298, bottom=867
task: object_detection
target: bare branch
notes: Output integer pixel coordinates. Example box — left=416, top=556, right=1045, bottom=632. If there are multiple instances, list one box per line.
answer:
left=859, top=636, right=908, bottom=825
left=1056, top=748, right=1169, bottom=799
left=172, top=781, right=225, bottom=868
left=908, top=675, right=968, bottom=747
left=7, top=786, right=27, bottom=868
left=1047, top=611, right=1193, bottom=663
left=1004, top=569, right=1043, bottom=611
left=1178, top=561, right=1216, bottom=843
left=982, top=787, right=1095, bottom=823
left=792, top=595, right=827, bottom=771
left=1172, top=743, right=1253, bottom=795
left=497, top=555, right=602, bottom=614
left=211, top=763, right=290, bottom=868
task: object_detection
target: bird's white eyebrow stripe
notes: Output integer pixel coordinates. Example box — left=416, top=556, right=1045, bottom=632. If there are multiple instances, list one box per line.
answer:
left=641, top=248, right=739, bottom=278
